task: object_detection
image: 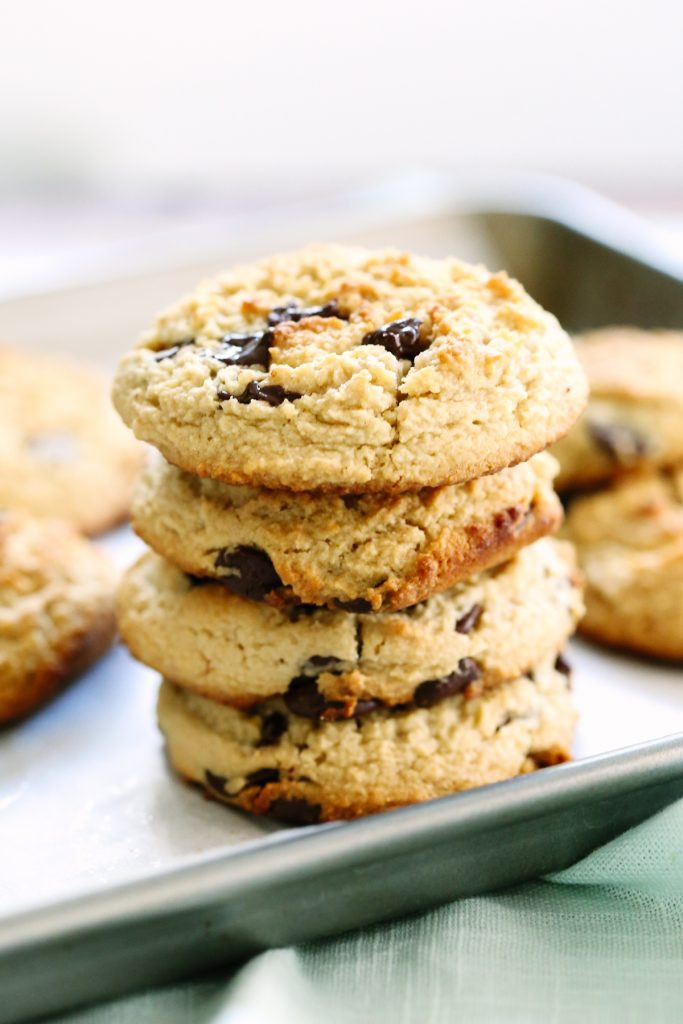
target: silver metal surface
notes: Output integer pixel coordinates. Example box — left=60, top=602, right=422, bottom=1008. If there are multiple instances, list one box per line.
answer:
left=1, top=175, right=683, bottom=1023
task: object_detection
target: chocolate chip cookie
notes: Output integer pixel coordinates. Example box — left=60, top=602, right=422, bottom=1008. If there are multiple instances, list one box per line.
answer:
left=564, top=465, right=683, bottom=659
left=0, top=348, right=143, bottom=535
left=157, top=653, right=575, bottom=822
left=112, top=245, right=587, bottom=492
left=552, top=328, right=683, bottom=492
left=117, top=538, right=583, bottom=711
left=131, top=451, right=562, bottom=611
left=0, top=511, right=117, bottom=722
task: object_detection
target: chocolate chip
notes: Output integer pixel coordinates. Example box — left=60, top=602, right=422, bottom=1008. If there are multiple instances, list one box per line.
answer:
left=587, top=421, right=649, bottom=463
left=413, top=658, right=482, bottom=708
left=268, top=796, right=322, bottom=825
left=213, top=546, right=282, bottom=601
left=204, top=770, right=229, bottom=795
left=554, top=653, right=571, bottom=676
left=232, top=381, right=302, bottom=406
left=285, top=676, right=340, bottom=719
left=213, top=331, right=274, bottom=368
left=258, top=711, right=288, bottom=746
left=361, top=318, right=426, bottom=361
left=245, top=768, right=281, bottom=787
left=154, top=338, right=195, bottom=361
left=455, top=603, right=483, bottom=634
left=286, top=603, right=320, bottom=622
left=284, top=676, right=380, bottom=721
left=267, top=299, right=343, bottom=325
left=302, top=655, right=344, bottom=673
left=334, top=598, right=373, bottom=613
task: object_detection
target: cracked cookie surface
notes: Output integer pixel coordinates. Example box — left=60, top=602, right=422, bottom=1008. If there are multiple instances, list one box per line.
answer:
left=0, top=511, right=117, bottom=722
left=117, top=538, right=583, bottom=710
left=112, top=245, right=587, bottom=491
left=157, top=654, right=576, bottom=822
left=564, top=465, right=683, bottom=659
left=0, top=348, right=143, bottom=535
left=552, top=328, right=683, bottom=492
left=132, top=451, right=562, bottom=610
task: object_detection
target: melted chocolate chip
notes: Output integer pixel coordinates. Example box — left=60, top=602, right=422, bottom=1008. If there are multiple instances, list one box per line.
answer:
left=413, top=658, right=482, bottom=708
left=213, top=331, right=274, bottom=368
left=233, top=382, right=302, bottom=406
left=587, top=421, right=649, bottom=463
left=258, top=711, right=288, bottom=746
left=245, top=768, right=281, bottom=787
left=455, top=603, right=483, bottom=634
left=267, top=299, right=343, bottom=325
left=154, top=338, right=195, bottom=361
left=214, top=546, right=282, bottom=601
left=286, top=603, right=320, bottom=622
left=554, top=653, right=571, bottom=676
left=361, top=318, right=426, bottom=361
left=284, top=676, right=380, bottom=721
left=268, top=797, right=322, bottom=825
left=204, top=770, right=229, bottom=795
left=493, top=505, right=523, bottom=530
left=335, top=598, right=373, bottom=613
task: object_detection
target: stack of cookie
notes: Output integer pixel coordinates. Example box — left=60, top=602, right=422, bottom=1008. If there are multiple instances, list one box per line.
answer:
left=114, top=246, right=587, bottom=823
left=552, top=327, right=683, bottom=660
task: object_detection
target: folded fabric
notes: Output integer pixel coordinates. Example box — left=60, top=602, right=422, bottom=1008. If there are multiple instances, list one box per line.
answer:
left=48, top=798, right=683, bottom=1024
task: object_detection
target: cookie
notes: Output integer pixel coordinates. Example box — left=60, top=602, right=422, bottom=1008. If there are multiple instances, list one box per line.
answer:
left=564, top=465, right=683, bottom=660
left=112, top=245, right=587, bottom=492
left=0, top=347, right=143, bottom=535
left=0, top=512, right=117, bottom=723
left=552, top=328, right=683, bottom=492
left=131, top=451, right=562, bottom=611
left=117, top=538, right=583, bottom=711
left=157, top=653, right=575, bottom=822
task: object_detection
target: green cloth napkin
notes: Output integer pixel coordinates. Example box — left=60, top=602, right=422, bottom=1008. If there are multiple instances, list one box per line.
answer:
left=51, top=798, right=683, bottom=1024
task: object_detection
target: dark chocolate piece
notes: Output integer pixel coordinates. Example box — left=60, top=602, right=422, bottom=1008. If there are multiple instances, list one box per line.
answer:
left=268, top=797, right=322, bottom=825
left=204, top=770, right=229, bottom=795
left=455, top=603, right=483, bottom=634
left=213, top=546, right=282, bottom=601
left=554, top=653, right=571, bottom=676
left=302, top=655, right=345, bottom=673
left=335, top=598, right=373, bottom=613
left=361, top=317, right=426, bottom=361
left=258, top=711, right=288, bottom=747
left=267, top=299, right=343, bottom=325
left=587, top=421, right=649, bottom=463
left=245, top=768, right=281, bottom=787
left=413, top=658, right=481, bottom=708
left=153, top=338, right=195, bottom=361
left=232, top=381, right=302, bottom=406
left=213, top=331, right=274, bottom=369
left=284, top=676, right=379, bottom=721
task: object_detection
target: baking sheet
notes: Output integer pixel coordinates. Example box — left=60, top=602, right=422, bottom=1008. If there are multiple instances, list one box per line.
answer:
left=3, top=525, right=683, bottom=920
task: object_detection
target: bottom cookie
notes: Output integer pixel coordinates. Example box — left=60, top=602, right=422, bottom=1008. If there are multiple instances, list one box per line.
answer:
left=158, top=654, right=575, bottom=823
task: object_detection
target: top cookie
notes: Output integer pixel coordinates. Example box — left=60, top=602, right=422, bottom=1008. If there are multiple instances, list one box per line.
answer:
left=0, top=348, right=143, bottom=535
left=552, top=327, right=683, bottom=492
left=113, top=246, right=587, bottom=492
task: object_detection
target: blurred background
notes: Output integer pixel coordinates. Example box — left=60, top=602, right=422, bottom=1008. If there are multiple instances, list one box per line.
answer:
left=2, top=0, right=683, bottom=356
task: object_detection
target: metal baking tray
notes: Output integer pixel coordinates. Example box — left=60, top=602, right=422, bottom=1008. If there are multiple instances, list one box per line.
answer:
left=2, top=174, right=683, bottom=1024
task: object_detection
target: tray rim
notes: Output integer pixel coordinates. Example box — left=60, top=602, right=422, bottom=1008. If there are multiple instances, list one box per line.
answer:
left=3, top=729, right=683, bottom=949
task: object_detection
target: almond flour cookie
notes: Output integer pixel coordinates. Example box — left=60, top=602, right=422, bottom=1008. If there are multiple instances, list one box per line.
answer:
left=0, top=348, right=143, bottom=535
left=0, top=512, right=117, bottom=723
left=564, top=465, right=683, bottom=660
left=552, top=328, right=683, bottom=492
left=132, top=451, right=562, bottom=611
left=157, top=654, right=576, bottom=822
left=117, top=538, right=583, bottom=712
left=112, top=246, right=587, bottom=492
